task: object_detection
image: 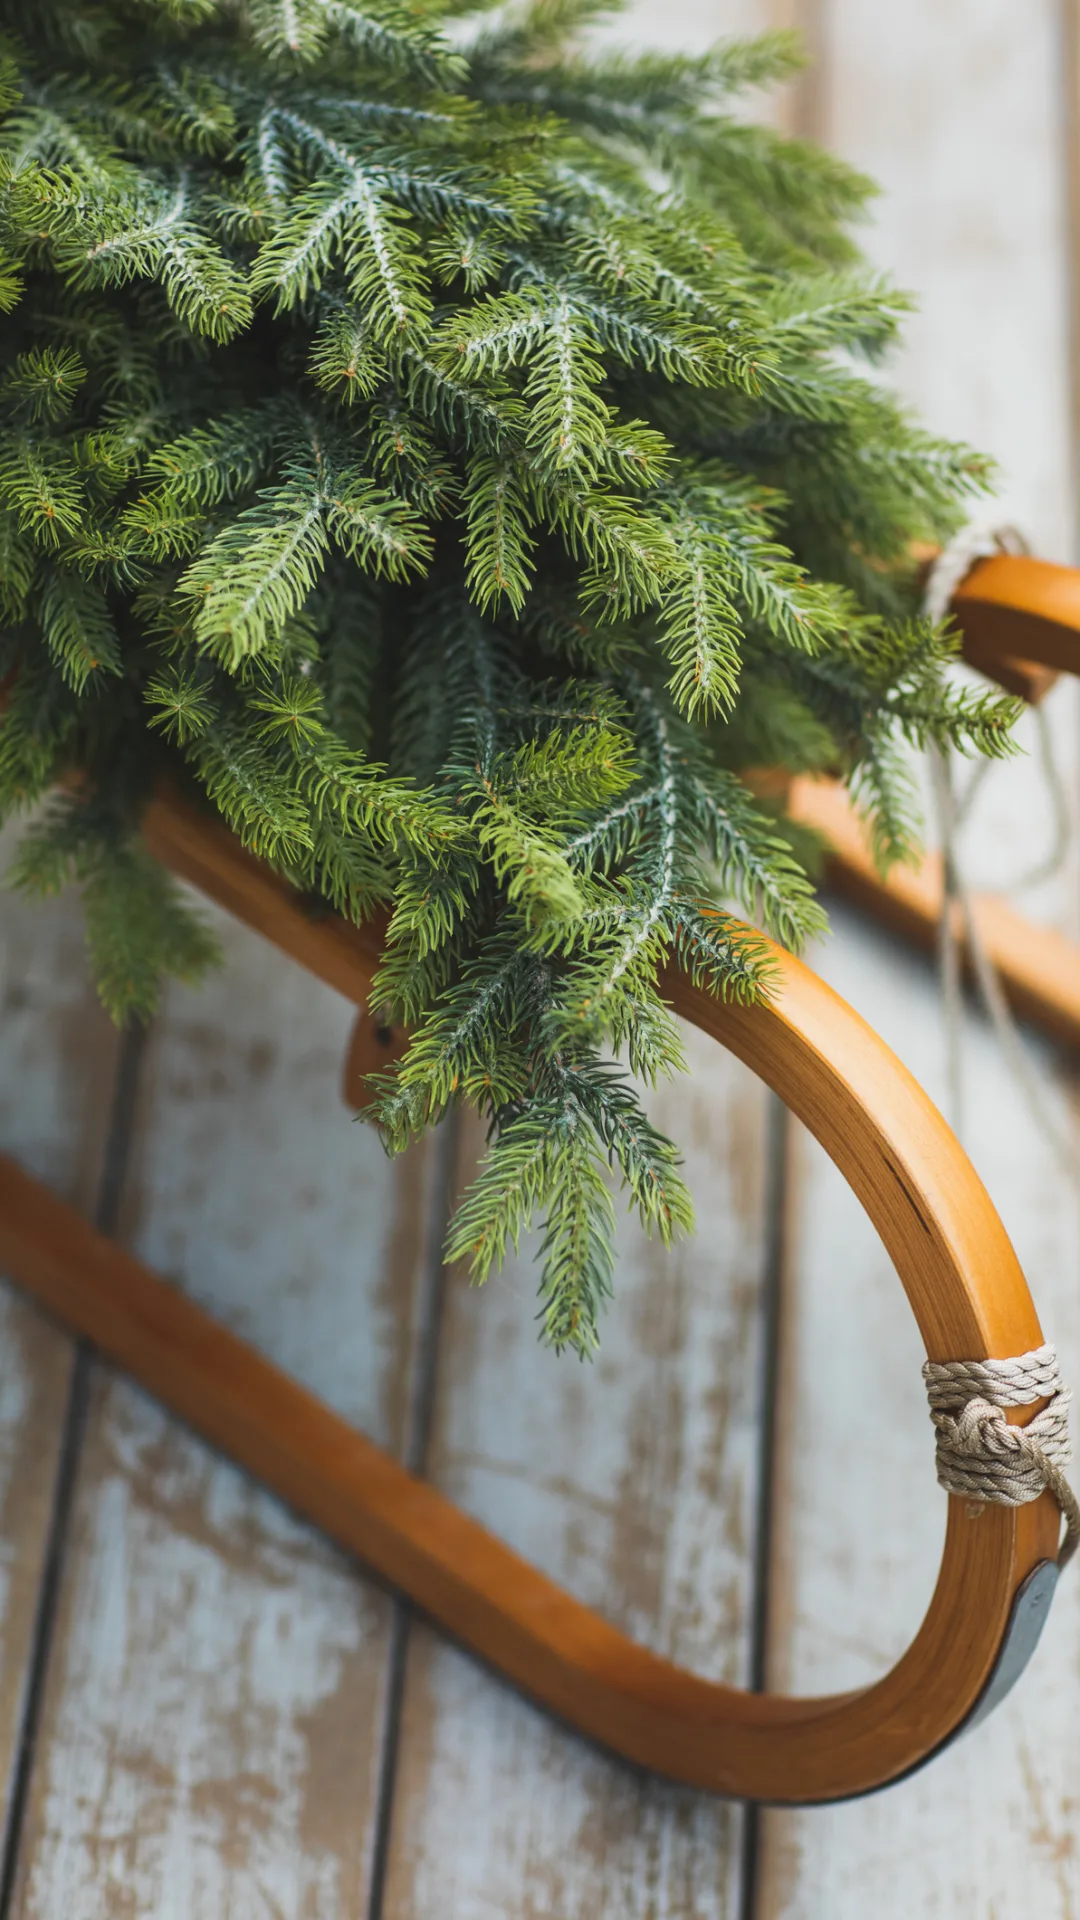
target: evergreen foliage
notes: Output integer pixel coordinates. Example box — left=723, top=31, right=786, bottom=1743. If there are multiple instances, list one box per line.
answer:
left=0, top=0, right=1019, bottom=1352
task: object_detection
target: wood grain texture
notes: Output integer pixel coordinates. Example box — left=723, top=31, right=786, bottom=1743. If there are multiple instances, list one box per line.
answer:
left=789, top=773, right=1080, bottom=1051
left=0, top=888, right=1059, bottom=1805
left=758, top=900, right=1080, bottom=1915
left=378, top=1028, right=767, bottom=1916
left=482, top=19, right=810, bottom=1884
left=758, top=0, right=1080, bottom=1906
left=951, top=554, right=1080, bottom=686
left=6, top=0, right=1077, bottom=1901
left=817, top=0, right=1074, bottom=559
left=0, top=825, right=118, bottom=1851
left=6, top=901, right=441, bottom=1918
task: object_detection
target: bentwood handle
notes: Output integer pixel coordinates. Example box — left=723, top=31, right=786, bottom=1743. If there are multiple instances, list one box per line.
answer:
left=954, top=552, right=1080, bottom=695
left=0, top=787, right=1056, bottom=1803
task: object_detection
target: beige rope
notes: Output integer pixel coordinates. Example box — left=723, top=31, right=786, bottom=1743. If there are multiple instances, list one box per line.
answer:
left=922, top=519, right=1029, bottom=628
left=923, top=524, right=1078, bottom=1164
left=920, top=531, right=1080, bottom=1571
left=923, top=1343, right=1080, bottom=1568
left=923, top=524, right=1031, bottom=1139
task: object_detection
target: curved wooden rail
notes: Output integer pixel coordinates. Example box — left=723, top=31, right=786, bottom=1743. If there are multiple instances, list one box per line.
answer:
left=953, top=552, right=1080, bottom=692
left=0, top=789, right=1060, bottom=1802
left=786, top=551, right=1080, bottom=1051
left=788, top=774, right=1080, bottom=1050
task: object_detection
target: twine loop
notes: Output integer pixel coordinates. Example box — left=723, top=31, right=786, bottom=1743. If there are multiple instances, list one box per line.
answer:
left=921, top=519, right=1029, bottom=627
left=923, top=1343, right=1080, bottom=1567
left=919, top=530, right=1079, bottom=1574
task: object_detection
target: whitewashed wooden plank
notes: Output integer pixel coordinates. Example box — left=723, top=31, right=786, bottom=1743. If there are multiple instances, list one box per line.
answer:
left=758, top=891, right=1080, bottom=1916
left=0, top=828, right=119, bottom=1840
left=3, top=9, right=788, bottom=1898
left=122, top=905, right=438, bottom=1436
left=620, top=0, right=790, bottom=55
left=758, top=0, right=1080, bottom=1906
left=0, top=827, right=119, bottom=1202
left=8, top=901, right=442, bottom=1918
left=821, top=0, right=1075, bottom=560
left=380, top=1027, right=771, bottom=1920
left=379, top=4, right=783, bottom=1909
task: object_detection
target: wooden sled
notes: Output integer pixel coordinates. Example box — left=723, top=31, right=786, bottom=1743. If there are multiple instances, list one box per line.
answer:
left=791, top=554, right=1080, bottom=1050
left=0, top=785, right=1064, bottom=1803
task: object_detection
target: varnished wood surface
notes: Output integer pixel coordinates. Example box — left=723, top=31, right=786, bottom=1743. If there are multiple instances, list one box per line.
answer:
left=142, top=788, right=384, bottom=1003
left=953, top=554, right=1080, bottom=686
left=758, top=0, right=1080, bottom=1909
left=3, top=905, right=442, bottom=1918
left=137, top=781, right=1080, bottom=1375
left=784, top=552, right=1080, bottom=1050
left=0, top=1136, right=1055, bottom=1807
left=0, top=792, right=1061, bottom=1800
left=376, top=1063, right=763, bottom=1916
left=1, top=0, right=1078, bottom=1904
left=789, top=775, right=1080, bottom=1050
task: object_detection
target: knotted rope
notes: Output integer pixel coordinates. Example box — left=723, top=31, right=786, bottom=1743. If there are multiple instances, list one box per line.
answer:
left=923, top=1343, right=1080, bottom=1567
left=920, top=538, right=1080, bottom=1571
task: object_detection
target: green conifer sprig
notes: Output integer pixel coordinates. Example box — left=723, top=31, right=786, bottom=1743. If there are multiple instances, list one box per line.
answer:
left=0, top=0, right=1017, bottom=1350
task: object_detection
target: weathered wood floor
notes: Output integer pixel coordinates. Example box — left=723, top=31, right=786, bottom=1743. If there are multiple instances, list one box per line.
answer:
left=3, top=1, right=1080, bottom=1913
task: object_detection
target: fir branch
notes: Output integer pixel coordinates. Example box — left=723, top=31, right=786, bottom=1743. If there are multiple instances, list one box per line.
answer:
left=0, top=0, right=1024, bottom=1351
left=310, top=302, right=387, bottom=403
left=2, top=346, right=87, bottom=422
left=0, top=513, right=36, bottom=619
left=250, top=0, right=465, bottom=88
left=144, top=403, right=285, bottom=505
left=49, top=171, right=253, bottom=339
left=250, top=165, right=431, bottom=340
left=0, top=436, right=86, bottom=544
left=179, top=470, right=330, bottom=658
left=463, top=453, right=536, bottom=612
left=39, top=567, right=124, bottom=691
left=9, top=796, right=221, bottom=1022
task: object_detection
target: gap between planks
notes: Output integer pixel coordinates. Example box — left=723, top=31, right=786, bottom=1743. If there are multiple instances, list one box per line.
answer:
left=1, top=952, right=790, bottom=1918
left=0, top=912, right=451, bottom=1919
left=753, top=7, right=1080, bottom=1909
left=0, top=1023, right=144, bottom=1918
left=739, top=1096, right=796, bottom=1920
left=364, top=1109, right=461, bottom=1920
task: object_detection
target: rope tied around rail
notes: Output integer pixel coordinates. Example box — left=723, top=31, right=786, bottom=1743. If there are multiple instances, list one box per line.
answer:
left=923, top=1343, right=1080, bottom=1568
